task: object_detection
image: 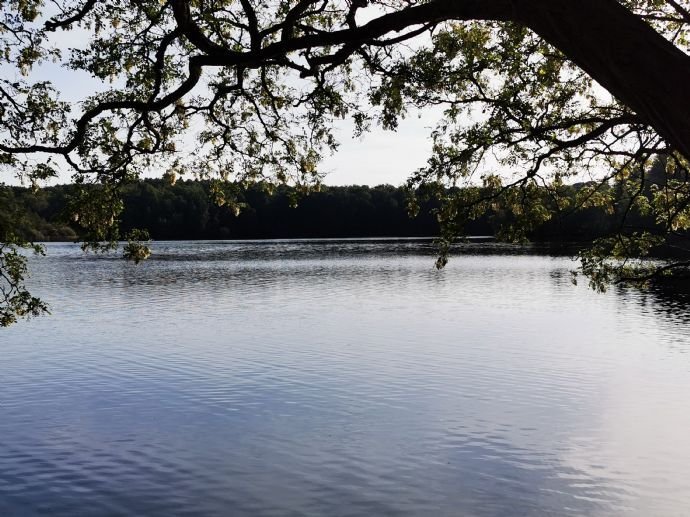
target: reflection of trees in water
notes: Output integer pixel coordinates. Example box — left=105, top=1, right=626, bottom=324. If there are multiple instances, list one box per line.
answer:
left=632, top=279, right=690, bottom=326
left=650, top=285, right=690, bottom=325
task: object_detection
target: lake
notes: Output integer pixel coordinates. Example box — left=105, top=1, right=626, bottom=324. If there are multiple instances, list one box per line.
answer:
left=2, top=239, right=690, bottom=516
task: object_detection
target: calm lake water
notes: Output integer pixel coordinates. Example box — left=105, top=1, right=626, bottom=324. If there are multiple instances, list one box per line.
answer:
left=2, top=239, right=690, bottom=516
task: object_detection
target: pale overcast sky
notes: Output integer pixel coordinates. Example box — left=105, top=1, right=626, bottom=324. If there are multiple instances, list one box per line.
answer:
left=319, top=113, right=437, bottom=186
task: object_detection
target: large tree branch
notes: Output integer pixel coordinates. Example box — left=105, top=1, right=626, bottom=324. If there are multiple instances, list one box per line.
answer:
left=44, top=0, right=98, bottom=31
left=510, top=0, right=690, bottom=160
left=171, top=0, right=690, bottom=159
left=8, top=0, right=690, bottom=164
left=0, top=59, right=203, bottom=155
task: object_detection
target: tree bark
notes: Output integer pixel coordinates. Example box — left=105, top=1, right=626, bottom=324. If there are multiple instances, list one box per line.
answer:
left=344, top=0, right=690, bottom=158
left=500, top=0, right=690, bottom=158
left=332, top=0, right=690, bottom=159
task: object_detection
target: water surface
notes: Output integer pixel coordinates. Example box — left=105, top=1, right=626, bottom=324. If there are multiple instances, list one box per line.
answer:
left=2, top=240, right=690, bottom=516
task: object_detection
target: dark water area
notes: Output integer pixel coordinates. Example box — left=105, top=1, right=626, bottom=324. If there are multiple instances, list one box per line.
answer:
left=2, top=239, right=690, bottom=516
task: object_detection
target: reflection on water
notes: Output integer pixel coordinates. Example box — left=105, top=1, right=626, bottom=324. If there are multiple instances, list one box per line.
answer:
left=2, top=239, right=690, bottom=516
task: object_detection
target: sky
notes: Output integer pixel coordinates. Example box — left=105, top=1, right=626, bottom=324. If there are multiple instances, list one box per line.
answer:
left=319, top=113, right=437, bottom=186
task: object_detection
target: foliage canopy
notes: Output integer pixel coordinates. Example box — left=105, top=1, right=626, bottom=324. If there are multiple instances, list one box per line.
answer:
left=2, top=0, right=690, bottom=324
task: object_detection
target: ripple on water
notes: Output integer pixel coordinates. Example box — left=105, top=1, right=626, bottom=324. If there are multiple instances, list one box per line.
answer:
left=1, top=240, right=690, bottom=516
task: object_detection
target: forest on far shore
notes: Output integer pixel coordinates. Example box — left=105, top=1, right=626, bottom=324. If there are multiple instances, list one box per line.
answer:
left=0, top=179, right=629, bottom=243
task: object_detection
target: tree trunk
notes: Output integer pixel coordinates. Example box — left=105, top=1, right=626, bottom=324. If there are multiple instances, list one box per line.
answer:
left=508, top=0, right=690, bottom=158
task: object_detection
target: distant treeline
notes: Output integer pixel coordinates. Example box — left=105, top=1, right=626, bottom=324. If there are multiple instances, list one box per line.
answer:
left=0, top=179, right=618, bottom=242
